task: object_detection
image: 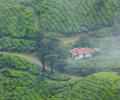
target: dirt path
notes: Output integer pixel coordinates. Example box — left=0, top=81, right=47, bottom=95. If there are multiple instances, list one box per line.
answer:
left=0, top=51, right=51, bottom=71
left=0, top=51, right=81, bottom=80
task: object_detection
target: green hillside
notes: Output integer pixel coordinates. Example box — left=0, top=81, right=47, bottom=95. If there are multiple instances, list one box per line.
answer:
left=0, top=0, right=37, bottom=38
left=0, top=54, right=72, bottom=99
left=39, top=0, right=120, bottom=34
left=1, top=54, right=120, bottom=99
left=1, top=0, right=120, bottom=35
left=1, top=0, right=120, bottom=99
left=51, top=72, right=120, bottom=100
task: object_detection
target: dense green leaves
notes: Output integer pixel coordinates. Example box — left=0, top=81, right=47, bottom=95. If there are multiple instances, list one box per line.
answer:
left=0, top=54, right=71, bottom=99
left=39, top=0, right=120, bottom=34
left=35, top=33, right=67, bottom=72
left=0, top=38, right=36, bottom=52
left=51, top=72, right=120, bottom=100
left=73, top=34, right=96, bottom=48
left=1, top=0, right=120, bottom=99
left=1, top=0, right=120, bottom=35
left=0, top=0, right=36, bottom=38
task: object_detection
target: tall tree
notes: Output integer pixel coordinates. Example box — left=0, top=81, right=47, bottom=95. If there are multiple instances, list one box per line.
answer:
left=35, top=32, right=48, bottom=71
left=35, top=32, right=67, bottom=72
left=35, top=32, right=67, bottom=73
left=45, top=35, right=60, bottom=73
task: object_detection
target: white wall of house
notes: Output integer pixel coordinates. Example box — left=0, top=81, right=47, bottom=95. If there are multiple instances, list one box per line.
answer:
left=74, top=53, right=93, bottom=60
left=79, top=54, right=84, bottom=59
left=75, top=54, right=84, bottom=60
left=85, top=53, right=93, bottom=58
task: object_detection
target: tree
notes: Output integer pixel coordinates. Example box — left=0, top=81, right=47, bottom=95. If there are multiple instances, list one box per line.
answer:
left=94, top=0, right=105, bottom=17
left=35, top=32, right=48, bottom=71
left=35, top=32, right=67, bottom=73
left=46, top=54, right=57, bottom=73
left=74, top=34, right=95, bottom=48
left=45, top=34, right=65, bottom=73
left=54, top=48, right=67, bottom=72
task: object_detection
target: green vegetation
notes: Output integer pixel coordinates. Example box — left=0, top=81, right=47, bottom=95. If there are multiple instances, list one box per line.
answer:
left=0, top=0, right=35, bottom=38
left=1, top=0, right=120, bottom=35
left=39, top=0, right=120, bottom=34
left=0, top=37, right=36, bottom=52
left=1, top=54, right=120, bottom=99
left=35, top=32, right=67, bottom=72
left=66, top=35, right=120, bottom=75
left=51, top=72, right=120, bottom=100
left=73, top=34, right=96, bottom=48
left=0, top=54, right=72, bottom=99
left=1, top=0, right=120, bottom=99
left=90, top=27, right=113, bottom=37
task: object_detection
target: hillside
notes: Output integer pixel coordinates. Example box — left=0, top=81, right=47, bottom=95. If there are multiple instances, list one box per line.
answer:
left=51, top=72, right=120, bottom=100
left=0, top=54, right=73, bottom=99
left=1, top=0, right=120, bottom=99
left=1, top=54, right=120, bottom=100
left=39, top=0, right=120, bottom=34
left=1, top=0, right=120, bottom=35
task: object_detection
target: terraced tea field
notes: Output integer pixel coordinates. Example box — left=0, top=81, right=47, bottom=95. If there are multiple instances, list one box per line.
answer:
left=0, top=54, right=73, bottom=99
left=1, top=53, right=120, bottom=100
left=51, top=72, right=120, bottom=100
left=1, top=0, right=120, bottom=99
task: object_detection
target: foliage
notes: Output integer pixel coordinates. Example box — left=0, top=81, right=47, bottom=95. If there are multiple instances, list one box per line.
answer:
left=73, top=34, right=97, bottom=48
left=67, top=35, right=120, bottom=75
left=0, top=54, right=41, bottom=73
left=90, top=27, right=113, bottom=37
left=35, top=32, right=67, bottom=72
left=0, top=0, right=36, bottom=38
left=51, top=72, right=120, bottom=100
left=1, top=0, right=120, bottom=99
left=0, top=54, right=71, bottom=99
left=39, top=0, right=120, bottom=34
left=0, top=37, right=36, bottom=52
left=1, top=0, right=120, bottom=35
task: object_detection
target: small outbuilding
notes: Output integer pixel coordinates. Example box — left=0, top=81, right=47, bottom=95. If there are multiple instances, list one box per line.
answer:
left=69, top=47, right=100, bottom=60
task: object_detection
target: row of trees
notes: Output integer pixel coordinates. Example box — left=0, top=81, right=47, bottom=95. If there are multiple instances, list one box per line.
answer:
left=35, top=32, right=67, bottom=73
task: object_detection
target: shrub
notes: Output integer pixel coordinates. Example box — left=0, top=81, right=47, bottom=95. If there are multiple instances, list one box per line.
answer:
left=91, top=28, right=112, bottom=37
left=0, top=38, right=36, bottom=52
left=73, top=34, right=97, bottom=48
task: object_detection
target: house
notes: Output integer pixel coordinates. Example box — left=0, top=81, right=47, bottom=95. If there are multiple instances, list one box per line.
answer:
left=69, top=47, right=100, bottom=60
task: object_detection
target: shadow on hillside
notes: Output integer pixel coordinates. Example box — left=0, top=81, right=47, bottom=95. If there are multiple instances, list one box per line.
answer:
left=58, top=67, right=120, bottom=77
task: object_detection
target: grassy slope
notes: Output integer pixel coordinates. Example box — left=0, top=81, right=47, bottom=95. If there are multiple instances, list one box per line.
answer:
left=1, top=54, right=120, bottom=99
left=0, top=54, right=76, bottom=99
left=1, top=0, right=120, bottom=35
left=51, top=72, right=120, bottom=100
left=1, top=0, right=120, bottom=99
left=39, top=0, right=120, bottom=33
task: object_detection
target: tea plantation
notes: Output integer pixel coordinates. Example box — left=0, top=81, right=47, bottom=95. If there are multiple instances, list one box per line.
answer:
left=51, top=72, right=120, bottom=100
left=1, top=0, right=120, bottom=99
left=1, top=54, right=120, bottom=99
left=0, top=54, right=72, bottom=100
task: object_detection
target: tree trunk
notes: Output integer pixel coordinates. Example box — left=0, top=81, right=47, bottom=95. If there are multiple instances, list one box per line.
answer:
left=50, top=60, right=54, bottom=73
left=42, top=61, right=46, bottom=71
left=51, top=65, right=54, bottom=73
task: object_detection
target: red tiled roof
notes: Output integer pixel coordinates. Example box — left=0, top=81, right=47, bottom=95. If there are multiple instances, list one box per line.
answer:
left=69, top=47, right=100, bottom=55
